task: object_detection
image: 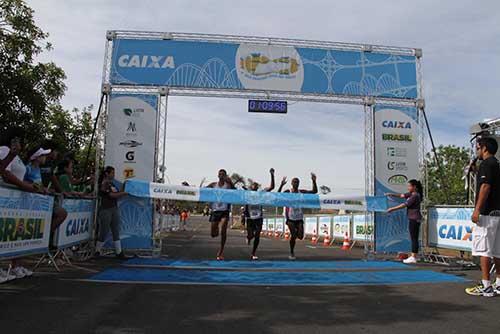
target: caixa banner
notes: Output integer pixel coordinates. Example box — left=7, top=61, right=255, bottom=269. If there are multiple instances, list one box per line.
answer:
left=427, top=207, right=474, bottom=251
left=374, top=105, right=419, bottom=253
left=110, top=39, right=417, bottom=99
left=104, top=93, right=158, bottom=182
left=53, top=199, right=95, bottom=249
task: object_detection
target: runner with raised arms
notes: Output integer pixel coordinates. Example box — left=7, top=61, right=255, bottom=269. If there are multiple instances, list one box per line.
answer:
left=278, top=173, right=318, bottom=260
left=244, top=168, right=275, bottom=260
left=206, top=169, right=236, bottom=260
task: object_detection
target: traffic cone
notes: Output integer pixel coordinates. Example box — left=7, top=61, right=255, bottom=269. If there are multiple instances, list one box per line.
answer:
left=311, top=229, right=318, bottom=244
left=323, top=234, right=331, bottom=246
left=284, top=230, right=290, bottom=240
left=341, top=232, right=351, bottom=251
left=274, top=230, right=281, bottom=238
left=268, top=230, right=273, bottom=237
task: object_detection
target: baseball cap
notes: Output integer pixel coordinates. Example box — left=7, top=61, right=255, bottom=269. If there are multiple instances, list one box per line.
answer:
left=30, top=148, right=52, bottom=161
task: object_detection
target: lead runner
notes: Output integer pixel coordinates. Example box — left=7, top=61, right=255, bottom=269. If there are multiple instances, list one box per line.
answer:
left=278, top=173, right=318, bottom=260
left=206, top=169, right=236, bottom=260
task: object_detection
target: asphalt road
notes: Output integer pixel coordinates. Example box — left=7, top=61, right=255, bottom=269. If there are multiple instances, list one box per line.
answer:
left=1, top=216, right=499, bottom=334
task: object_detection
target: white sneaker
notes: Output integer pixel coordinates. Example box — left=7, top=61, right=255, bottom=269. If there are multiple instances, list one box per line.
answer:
left=10, top=266, right=26, bottom=279
left=403, top=256, right=417, bottom=264
left=0, top=269, right=16, bottom=283
left=20, top=267, right=33, bottom=277
left=251, top=255, right=259, bottom=260
left=288, top=255, right=296, bottom=260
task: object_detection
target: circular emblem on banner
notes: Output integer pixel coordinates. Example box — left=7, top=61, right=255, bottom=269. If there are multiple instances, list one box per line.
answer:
left=235, top=44, right=304, bottom=91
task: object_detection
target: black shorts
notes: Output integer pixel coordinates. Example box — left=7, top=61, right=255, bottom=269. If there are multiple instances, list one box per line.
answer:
left=210, top=210, right=230, bottom=223
left=286, top=219, right=304, bottom=228
left=247, top=218, right=263, bottom=230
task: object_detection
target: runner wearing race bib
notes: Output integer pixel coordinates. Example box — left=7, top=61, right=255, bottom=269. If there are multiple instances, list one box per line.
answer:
left=206, top=169, right=236, bottom=260
left=278, top=173, right=318, bottom=260
left=244, top=168, right=275, bottom=260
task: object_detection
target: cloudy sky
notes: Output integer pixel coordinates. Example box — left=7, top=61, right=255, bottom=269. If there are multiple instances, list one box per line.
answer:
left=27, top=0, right=500, bottom=194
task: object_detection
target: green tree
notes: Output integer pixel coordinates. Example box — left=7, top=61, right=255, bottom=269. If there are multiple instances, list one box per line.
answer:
left=45, top=105, right=95, bottom=176
left=425, top=145, right=471, bottom=205
left=0, top=0, right=66, bottom=145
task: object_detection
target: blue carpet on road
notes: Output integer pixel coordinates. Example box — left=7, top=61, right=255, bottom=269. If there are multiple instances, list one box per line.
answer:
left=123, top=258, right=409, bottom=270
left=89, top=268, right=467, bottom=286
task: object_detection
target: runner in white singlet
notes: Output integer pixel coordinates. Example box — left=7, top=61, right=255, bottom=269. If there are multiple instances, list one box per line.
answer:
left=278, top=173, right=318, bottom=260
left=244, top=168, right=275, bottom=260
left=206, top=169, right=236, bottom=260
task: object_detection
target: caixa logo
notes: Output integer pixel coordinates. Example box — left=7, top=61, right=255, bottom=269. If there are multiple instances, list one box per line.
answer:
left=438, top=224, right=473, bottom=242
left=65, top=218, right=90, bottom=237
left=118, top=55, right=175, bottom=69
left=382, top=120, right=412, bottom=129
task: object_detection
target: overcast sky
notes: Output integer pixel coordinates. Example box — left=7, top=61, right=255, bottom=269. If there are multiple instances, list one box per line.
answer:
left=27, top=0, right=500, bottom=194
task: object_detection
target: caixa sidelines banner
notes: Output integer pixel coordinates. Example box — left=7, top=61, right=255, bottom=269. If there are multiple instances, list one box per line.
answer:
left=124, top=179, right=388, bottom=212
left=0, top=186, right=53, bottom=259
left=53, top=198, right=95, bottom=249
left=110, top=38, right=417, bottom=99
left=427, top=207, right=474, bottom=251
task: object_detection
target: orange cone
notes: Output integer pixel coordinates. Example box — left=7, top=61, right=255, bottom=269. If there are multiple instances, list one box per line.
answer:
left=311, top=229, right=318, bottom=244
left=341, top=232, right=351, bottom=251
left=274, top=230, right=281, bottom=238
left=323, top=234, right=331, bottom=246
left=284, top=230, right=290, bottom=240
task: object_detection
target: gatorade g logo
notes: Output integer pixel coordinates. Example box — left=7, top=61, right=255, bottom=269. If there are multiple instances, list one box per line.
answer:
left=125, top=151, right=135, bottom=161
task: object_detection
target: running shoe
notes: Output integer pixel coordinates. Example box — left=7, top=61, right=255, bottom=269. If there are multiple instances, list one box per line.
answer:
left=494, top=284, right=500, bottom=295
left=116, top=252, right=127, bottom=260
left=403, top=256, right=417, bottom=264
left=216, top=255, right=224, bottom=261
left=0, top=269, right=16, bottom=283
left=10, top=266, right=26, bottom=279
left=465, top=283, right=496, bottom=297
left=251, top=255, right=259, bottom=260
left=288, top=255, right=296, bottom=260
left=20, top=266, right=33, bottom=277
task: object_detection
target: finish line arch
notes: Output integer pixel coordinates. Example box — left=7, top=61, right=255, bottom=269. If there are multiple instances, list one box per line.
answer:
left=96, top=31, right=426, bottom=254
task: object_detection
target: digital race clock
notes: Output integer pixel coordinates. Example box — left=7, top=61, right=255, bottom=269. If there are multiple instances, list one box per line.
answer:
left=248, top=100, right=287, bottom=114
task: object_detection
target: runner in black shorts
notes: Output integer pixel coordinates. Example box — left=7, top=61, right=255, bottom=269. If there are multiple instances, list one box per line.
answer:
left=244, top=168, right=275, bottom=260
left=206, top=169, right=236, bottom=260
left=278, top=173, right=318, bottom=260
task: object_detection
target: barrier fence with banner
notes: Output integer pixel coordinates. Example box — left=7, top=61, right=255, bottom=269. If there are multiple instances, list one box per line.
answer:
left=427, top=206, right=473, bottom=252
left=333, top=215, right=351, bottom=239
left=304, top=217, right=318, bottom=237
left=352, top=214, right=374, bottom=242
left=53, top=198, right=95, bottom=249
left=0, top=185, right=54, bottom=259
left=318, top=216, right=332, bottom=240
left=275, top=217, right=285, bottom=236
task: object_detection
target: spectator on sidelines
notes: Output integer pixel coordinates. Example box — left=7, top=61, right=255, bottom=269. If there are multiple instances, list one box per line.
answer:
left=39, top=140, right=64, bottom=194
left=180, top=209, right=189, bottom=231
left=95, top=166, right=128, bottom=259
left=0, top=128, right=38, bottom=282
left=24, top=146, right=68, bottom=237
left=56, top=158, right=91, bottom=197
